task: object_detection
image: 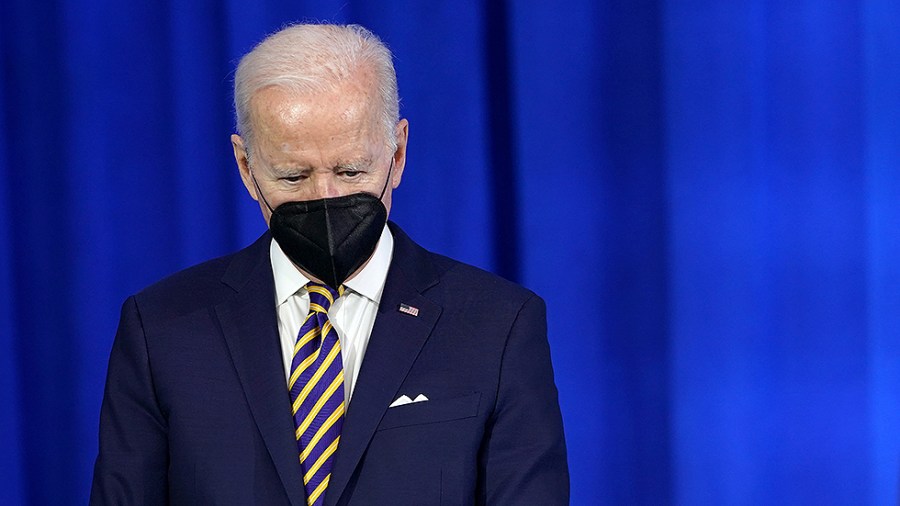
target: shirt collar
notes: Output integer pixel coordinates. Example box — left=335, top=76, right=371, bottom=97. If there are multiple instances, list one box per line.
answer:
left=270, top=225, right=394, bottom=306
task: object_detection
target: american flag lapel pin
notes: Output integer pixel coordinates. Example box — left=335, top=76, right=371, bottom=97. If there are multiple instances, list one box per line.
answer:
left=398, top=303, right=420, bottom=317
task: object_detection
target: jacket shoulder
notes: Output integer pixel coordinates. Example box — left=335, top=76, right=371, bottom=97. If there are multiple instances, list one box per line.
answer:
left=388, top=222, right=539, bottom=309
left=435, top=253, right=534, bottom=296
left=131, top=234, right=269, bottom=319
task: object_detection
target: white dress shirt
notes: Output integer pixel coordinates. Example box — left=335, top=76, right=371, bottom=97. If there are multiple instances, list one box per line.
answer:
left=270, top=226, right=393, bottom=403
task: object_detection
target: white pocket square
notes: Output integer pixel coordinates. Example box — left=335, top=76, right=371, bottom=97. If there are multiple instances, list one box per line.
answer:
left=389, top=393, right=429, bottom=408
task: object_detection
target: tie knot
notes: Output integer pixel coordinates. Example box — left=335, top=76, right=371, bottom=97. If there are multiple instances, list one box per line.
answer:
left=306, top=282, right=342, bottom=313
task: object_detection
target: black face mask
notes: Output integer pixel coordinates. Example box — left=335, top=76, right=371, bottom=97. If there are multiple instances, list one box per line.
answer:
left=253, top=160, right=393, bottom=289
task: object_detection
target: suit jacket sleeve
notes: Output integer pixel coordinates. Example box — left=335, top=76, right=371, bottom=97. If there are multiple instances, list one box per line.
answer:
left=90, top=296, right=168, bottom=505
left=478, top=294, right=569, bottom=504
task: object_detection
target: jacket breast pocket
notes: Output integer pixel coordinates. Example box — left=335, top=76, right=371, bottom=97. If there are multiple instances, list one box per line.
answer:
left=377, top=392, right=482, bottom=431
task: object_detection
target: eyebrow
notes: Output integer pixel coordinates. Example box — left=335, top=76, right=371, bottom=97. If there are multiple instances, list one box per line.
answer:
left=334, top=158, right=373, bottom=170
left=267, top=164, right=310, bottom=176
left=266, top=156, right=374, bottom=175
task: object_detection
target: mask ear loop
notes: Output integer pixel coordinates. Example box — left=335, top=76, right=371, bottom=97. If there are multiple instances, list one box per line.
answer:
left=378, top=158, right=395, bottom=200
left=249, top=169, right=276, bottom=213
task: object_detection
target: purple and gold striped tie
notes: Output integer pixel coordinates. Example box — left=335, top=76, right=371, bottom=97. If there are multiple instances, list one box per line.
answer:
left=290, top=282, right=346, bottom=506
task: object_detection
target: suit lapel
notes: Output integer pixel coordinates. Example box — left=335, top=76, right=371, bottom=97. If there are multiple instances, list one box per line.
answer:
left=214, top=235, right=307, bottom=506
left=325, top=224, right=442, bottom=506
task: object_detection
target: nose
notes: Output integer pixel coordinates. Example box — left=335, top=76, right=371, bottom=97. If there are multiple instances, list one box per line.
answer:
left=310, top=173, right=341, bottom=199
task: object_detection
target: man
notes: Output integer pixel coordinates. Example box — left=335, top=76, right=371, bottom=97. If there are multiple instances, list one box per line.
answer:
left=91, top=23, right=567, bottom=505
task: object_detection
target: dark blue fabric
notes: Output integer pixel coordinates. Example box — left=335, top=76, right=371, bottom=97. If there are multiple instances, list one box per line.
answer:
left=1, top=1, right=899, bottom=504
left=89, top=224, right=568, bottom=505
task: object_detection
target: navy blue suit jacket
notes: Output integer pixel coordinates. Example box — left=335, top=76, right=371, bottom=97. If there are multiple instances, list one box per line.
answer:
left=90, top=223, right=568, bottom=505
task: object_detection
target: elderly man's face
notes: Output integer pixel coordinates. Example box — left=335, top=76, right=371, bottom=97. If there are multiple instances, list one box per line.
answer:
left=231, top=79, right=408, bottom=225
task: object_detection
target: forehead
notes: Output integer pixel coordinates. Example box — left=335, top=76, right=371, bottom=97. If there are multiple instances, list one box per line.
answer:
left=247, top=82, right=384, bottom=168
left=250, top=80, right=377, bottom=134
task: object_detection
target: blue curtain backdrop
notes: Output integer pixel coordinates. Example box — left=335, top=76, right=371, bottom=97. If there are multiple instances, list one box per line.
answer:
left=1, top=0, right=898, bottom=504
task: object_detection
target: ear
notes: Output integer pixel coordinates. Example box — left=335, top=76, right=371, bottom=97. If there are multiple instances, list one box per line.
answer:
left=390, top=118, right=409, bottom=188
left=231, top=134, right=258, bottom=201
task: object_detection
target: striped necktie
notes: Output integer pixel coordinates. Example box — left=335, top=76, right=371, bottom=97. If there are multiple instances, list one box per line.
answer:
left=290, top=282, right=346, bottom=506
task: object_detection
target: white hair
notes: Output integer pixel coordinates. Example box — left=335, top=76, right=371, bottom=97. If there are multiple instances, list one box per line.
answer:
left=234, top=23, right=400, bottom=153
